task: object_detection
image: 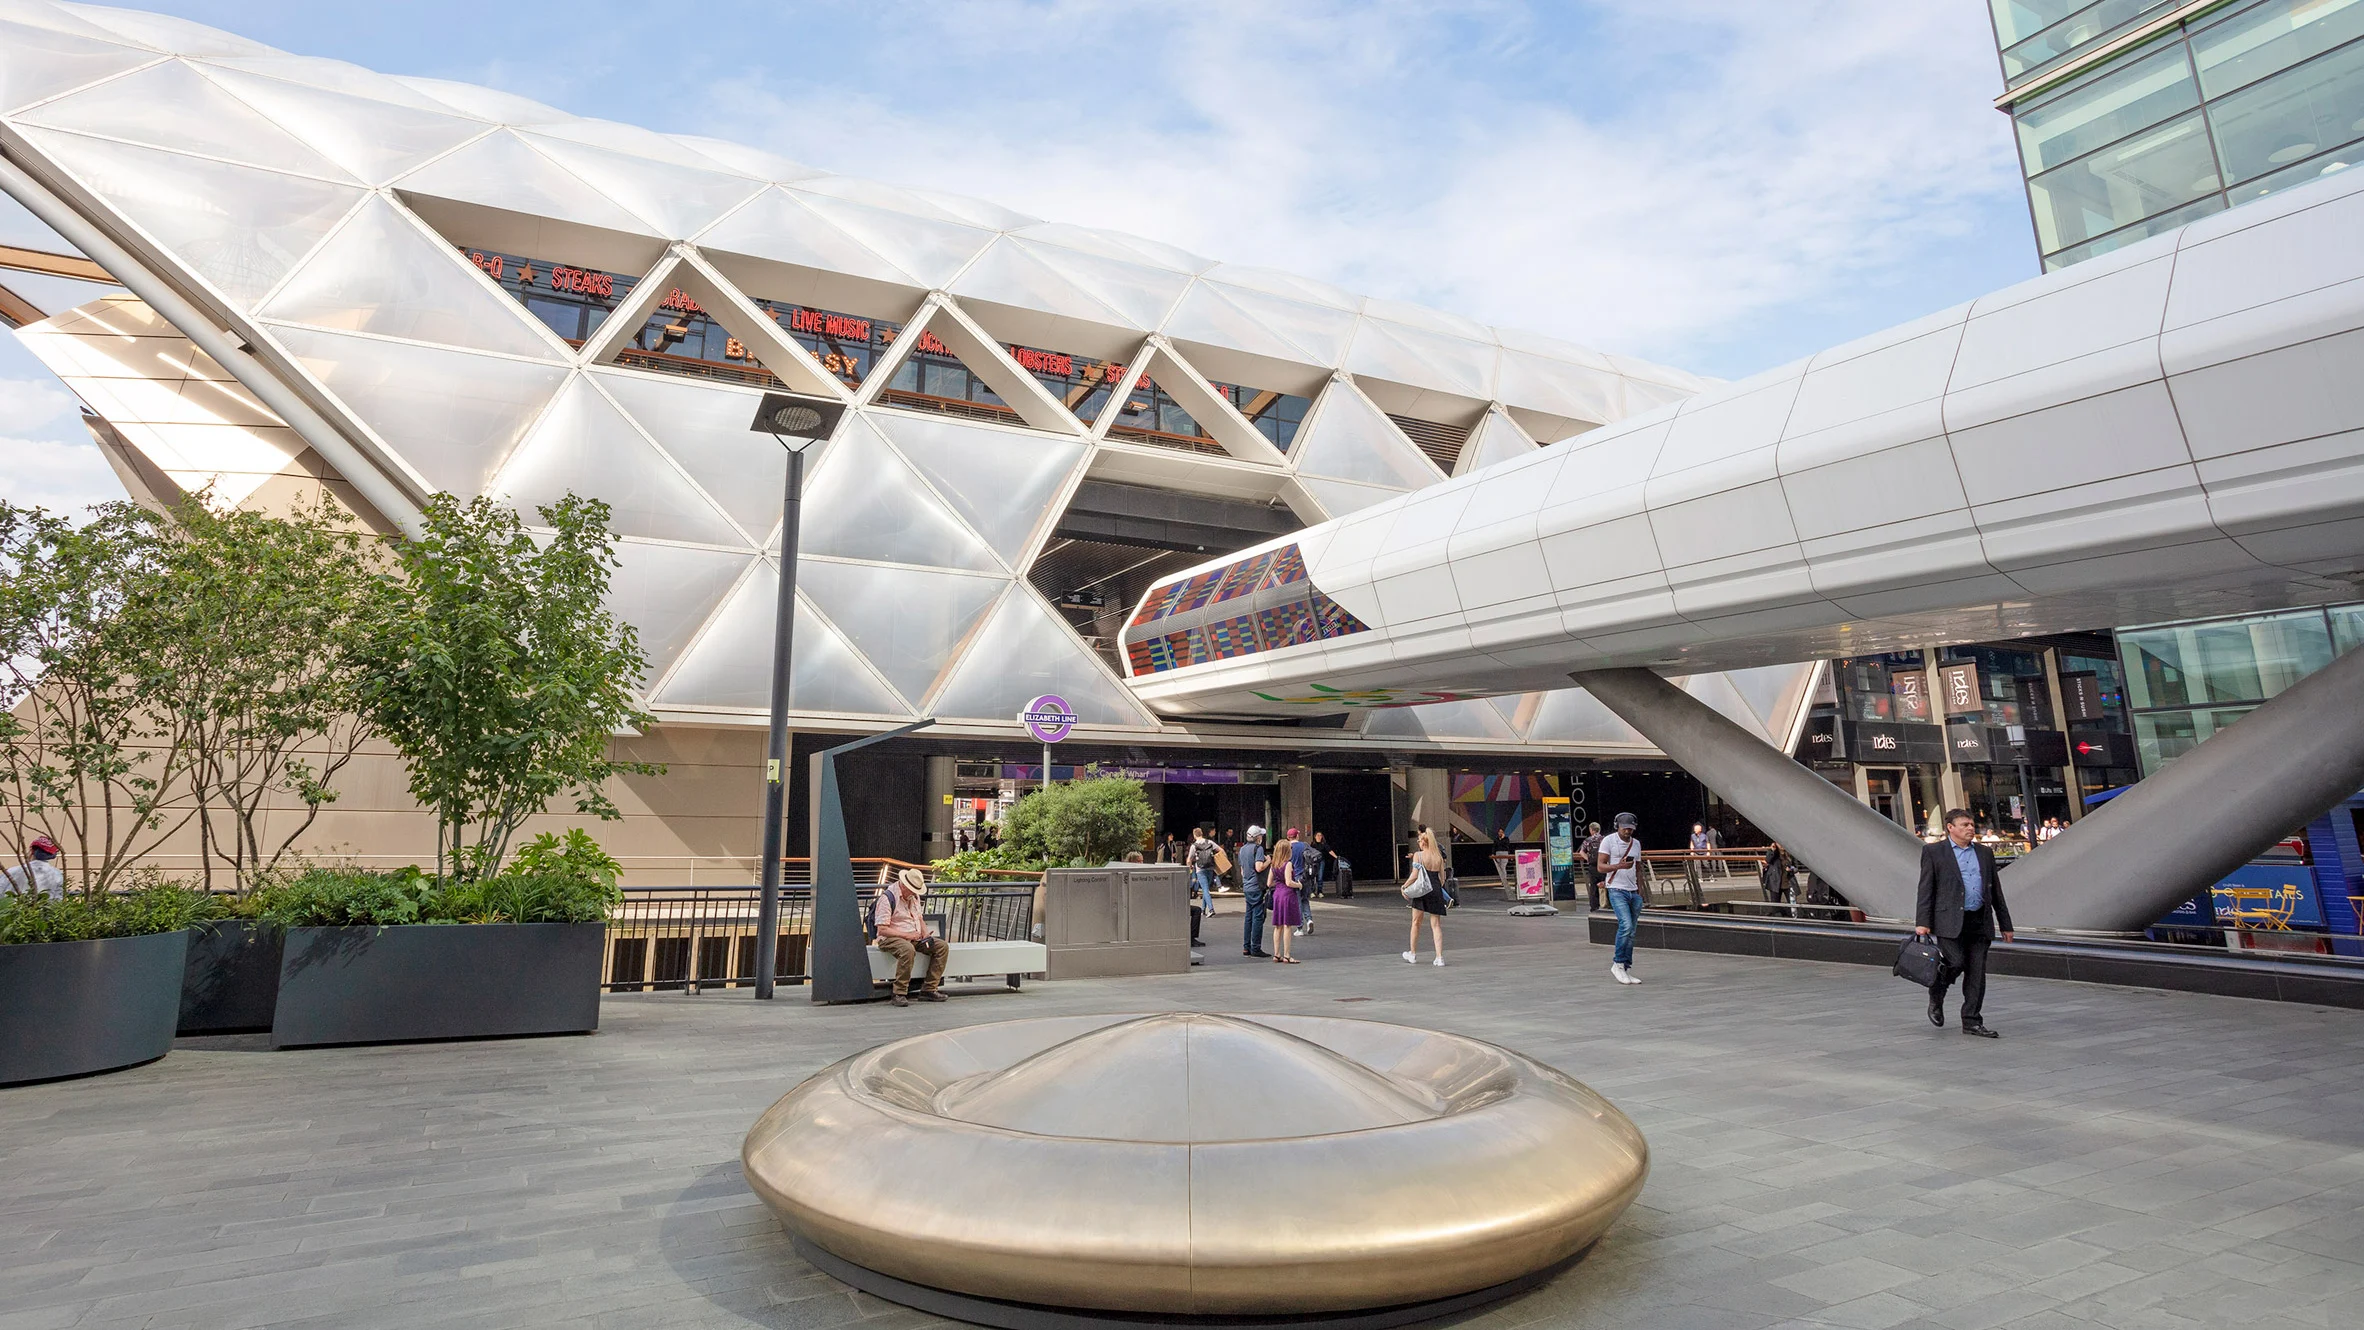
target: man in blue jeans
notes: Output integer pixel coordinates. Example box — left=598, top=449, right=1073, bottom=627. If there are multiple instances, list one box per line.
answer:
left=1187, top=825, right=1218, bottom=918
left=1238, top=826, right=1270, bottom=957
left=1597, top=812, right=1645, bottom=985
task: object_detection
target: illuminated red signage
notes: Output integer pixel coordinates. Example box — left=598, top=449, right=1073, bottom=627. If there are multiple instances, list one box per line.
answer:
left=549, top=265, right=613, bottom=298
left=787, top=308, right=871, bottom=341
left=658, top=287, right=703, bottom=315
left=1011, top=346, right=1073, bottom=376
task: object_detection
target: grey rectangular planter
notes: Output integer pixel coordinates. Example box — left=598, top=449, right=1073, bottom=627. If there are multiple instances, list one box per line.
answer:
left=179, top=920, right=283, bottom=1036
left=272, top=922, right=604, bottom=1049
left=0, top=930, right=189, bottom=1086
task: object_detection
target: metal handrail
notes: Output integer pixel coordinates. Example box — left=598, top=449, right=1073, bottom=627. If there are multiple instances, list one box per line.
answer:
left=603, top=881, right=1037, bottom=994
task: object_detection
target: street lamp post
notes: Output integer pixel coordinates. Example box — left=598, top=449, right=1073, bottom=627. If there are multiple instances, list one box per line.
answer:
left=748, top=392, right=847, bottom=1001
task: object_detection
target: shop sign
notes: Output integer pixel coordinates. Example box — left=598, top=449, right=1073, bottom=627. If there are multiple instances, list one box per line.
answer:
left=2069, top=730, right=2134, bottom=769
left=1891, top=671, right=1931, bottom=722
left=1947, top=722, right=1991, bottom=763
left=2060, top=671, right=2106, bottom=723
left=1841, top=719, right=1945, bottom=764
left=2022, top=730, right=2070, bottom=766
left=1939, top=662, right=1981, bottom=717
left=1801, top=713, right=1844, bottom=760
left=1020, top=694, right=1076, bottom=744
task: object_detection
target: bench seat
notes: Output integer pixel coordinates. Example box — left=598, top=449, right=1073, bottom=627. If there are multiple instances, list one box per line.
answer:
left=867, top=939, right=1048, bottom=990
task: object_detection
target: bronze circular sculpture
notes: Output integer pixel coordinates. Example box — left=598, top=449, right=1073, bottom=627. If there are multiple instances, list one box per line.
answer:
left=743, top=1013, right=1649, bottom=1326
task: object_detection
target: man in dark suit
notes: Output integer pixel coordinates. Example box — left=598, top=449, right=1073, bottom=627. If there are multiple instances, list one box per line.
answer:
left=1916, top=808, right=2015, bottom=1038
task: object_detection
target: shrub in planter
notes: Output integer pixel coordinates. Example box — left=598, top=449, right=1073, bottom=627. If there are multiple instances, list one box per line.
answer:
left=1, top=883, right=219, bottom=1085
left=259, top=833, right=622, bottom=1048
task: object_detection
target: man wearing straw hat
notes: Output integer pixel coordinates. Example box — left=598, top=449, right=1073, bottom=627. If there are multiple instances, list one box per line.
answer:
left=873, top=868, right=949, bottom=1006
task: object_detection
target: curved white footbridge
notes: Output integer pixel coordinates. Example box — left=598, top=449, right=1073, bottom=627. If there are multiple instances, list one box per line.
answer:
left=1125, top=175, right=2364, bottom=932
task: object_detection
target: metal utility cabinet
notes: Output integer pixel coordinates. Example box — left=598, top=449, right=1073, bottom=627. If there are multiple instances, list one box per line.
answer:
left=1042, top=865, right=1191, bottom=979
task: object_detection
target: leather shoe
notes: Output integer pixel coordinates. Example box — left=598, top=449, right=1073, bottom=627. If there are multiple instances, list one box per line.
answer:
left=890, top=994, right=909, bottom=1007
left=1962, top=1023, right=1998, bottom=1038
left=917, top=990, right=946, bottom=1003
left=1250, top=949, right=1272, bottom=958
left=1927, top=993, right=1944, bottom=1028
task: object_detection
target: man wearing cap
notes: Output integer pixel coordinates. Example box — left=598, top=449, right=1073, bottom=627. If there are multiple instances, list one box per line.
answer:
left=1597, top=813, right=1645, bottom=985
left=1238, top=826, right=1271, bottom=958
left=872, top=868, right=949, bottom=1006
left=4, top=836, right=65, bottom=899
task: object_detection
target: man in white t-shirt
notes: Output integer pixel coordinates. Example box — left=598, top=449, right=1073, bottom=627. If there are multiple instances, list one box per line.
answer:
left=4, top=836, right=66, bottom=899
left=1597, top=813, right=1644, bottom=985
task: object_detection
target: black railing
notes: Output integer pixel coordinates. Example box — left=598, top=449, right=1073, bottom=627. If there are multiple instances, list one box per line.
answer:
left=602, top=884, right=1038, bottom=993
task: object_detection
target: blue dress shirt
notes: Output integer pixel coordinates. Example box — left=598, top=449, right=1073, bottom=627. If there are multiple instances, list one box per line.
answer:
left=1952, top=843, right=1984, bottom=913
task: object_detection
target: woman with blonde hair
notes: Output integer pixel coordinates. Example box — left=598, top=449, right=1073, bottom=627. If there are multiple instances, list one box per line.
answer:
left=1403, top=827, right=1448, bottom=966
left=1267, top=831, right=1304, bottom=963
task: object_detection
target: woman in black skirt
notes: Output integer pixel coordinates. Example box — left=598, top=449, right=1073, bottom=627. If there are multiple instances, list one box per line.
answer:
left=1404, top=827, right=1448, bottom=966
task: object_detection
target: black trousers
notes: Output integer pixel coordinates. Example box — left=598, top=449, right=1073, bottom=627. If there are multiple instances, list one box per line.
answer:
left=1934, top=915, right=1994, bottom=1024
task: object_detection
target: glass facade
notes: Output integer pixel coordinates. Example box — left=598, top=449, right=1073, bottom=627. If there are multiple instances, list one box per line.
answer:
left=2117, top=602, right=2361, bottom=770
left=1998, top=0, right=2364, bottom=268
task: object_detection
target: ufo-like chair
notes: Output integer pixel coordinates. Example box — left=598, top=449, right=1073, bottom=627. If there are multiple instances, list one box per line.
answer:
left=742, top=1013, right=1648, bottom=1327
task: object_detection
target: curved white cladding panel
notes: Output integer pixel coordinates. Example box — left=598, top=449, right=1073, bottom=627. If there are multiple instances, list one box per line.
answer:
left=1, top=0, right=1785, bottom=749
left=1126, top=170, right=2364, bottom=717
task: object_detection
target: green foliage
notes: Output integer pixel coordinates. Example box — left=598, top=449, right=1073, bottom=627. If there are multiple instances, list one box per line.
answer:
left=253, top=831, right=623, bottom=927
left=353, top=494, right=660, bottom=882
left=928, top=844, right=1043, bottom=882
left=0, top=880, right=223, bottom=946
left=999, top=777, right=1155, bottom=868
left=0, top=494, right=384, bottom=894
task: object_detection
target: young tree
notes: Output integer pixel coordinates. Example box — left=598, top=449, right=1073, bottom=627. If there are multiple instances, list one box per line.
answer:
left=996, top=777, right=1155, bottom=867
left=354, top=493, right=658, bottom=881
left=0, top=502, right=200, bottom=892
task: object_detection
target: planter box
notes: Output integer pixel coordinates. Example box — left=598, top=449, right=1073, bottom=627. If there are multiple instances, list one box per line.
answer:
left=272, top=922, right=604, bottom=1048
left=0, top=930, right=189, bottom=1086
left=179, top=920, right=284, bottom=1036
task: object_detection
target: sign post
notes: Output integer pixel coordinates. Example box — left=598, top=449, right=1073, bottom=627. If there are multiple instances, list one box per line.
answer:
left=1020, top=694, right=1076, bottom=790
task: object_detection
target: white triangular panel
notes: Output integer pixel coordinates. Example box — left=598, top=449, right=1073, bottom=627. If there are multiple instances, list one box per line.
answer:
left=395, top=130, right=660, bottom=239
left=1200, top=263, right=1362, bottom=312
left=491, top=376, right=744, bottom=547
left=867, top=411, right=1085, bottom=569
left=257, top=195, right=559, bottom=358
left=1021, top=240, right=1192, bottom=330
left=19, top=58, right=355, bottom=181
left=655, top=563, right=911, bottom=716
left=19, top=127, right=363, bottom=304
left=694, top=188, right=917, bottom=287
left=393, top=77, right=571, bottom=125
left=1456, top=409, right=1537, bottom=476
left=1361, top=699, right=1517, bottom=741
left=798, top=558, right=1005, bottom=707
left=1524, top=688, right=1647, bottom=744
left=950, top=238, right=1133, bottom=328
left=1162, top=283, right=1323, bottom=368
left=788, top=191, right=994, bottom=288
left=796, top=416, right=999, bottom=572
left=1298, top=476, right=1407, bottom=520
left=594, top=370, right=791, bottom=546
left=521, top=133, right=763, bottom=240
left=528, top=117, right=751, bottom=174
left=1014, top=222, right=1210, bottom=274
left=794, top=175, right=1032, bottom=229
left=1345, top=318, right=1496, bottom=401
left=1203, top=282, right=1358, bottom=364
left=664, top=135, right=826, bottom=184
left=1678, top=672, right=1776, bottom=744
left=265, top=324, right=568, bottom=497
left=198, top=65, right=487, bottom=186
left=0, top=18, right=156, bottom=117
left=64, top=8, right=272, bottom=56
left=1496, top=350, right=1623, bottom=428
left=1720, top=664, right=1816, bottom=744
left=928, top=588, right=1149, bottom=725
left=607, top=540, right=753, bottom=684
left=1293, top=380, right=1440, bottom=489
left=205, top=54, right=467, bottom=114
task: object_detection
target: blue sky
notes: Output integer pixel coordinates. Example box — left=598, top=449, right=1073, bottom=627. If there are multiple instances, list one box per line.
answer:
left=3, top=0, right=2039, bottom=513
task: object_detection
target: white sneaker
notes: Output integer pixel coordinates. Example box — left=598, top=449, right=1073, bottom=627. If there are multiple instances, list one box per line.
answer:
left=1403, top=950, right=1418, bottom=964
left=1611, top=964, right=1640, bottom=985
left=1431, top=956, right=1446, bottom=967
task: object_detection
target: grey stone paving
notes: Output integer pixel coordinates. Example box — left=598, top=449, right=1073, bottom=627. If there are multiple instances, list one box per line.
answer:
left=4, top=896, right=2362, bottom=1330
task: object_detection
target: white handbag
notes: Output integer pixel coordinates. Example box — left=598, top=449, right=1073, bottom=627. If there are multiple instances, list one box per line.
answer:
left=1400, top=865, right=1435, bottom=900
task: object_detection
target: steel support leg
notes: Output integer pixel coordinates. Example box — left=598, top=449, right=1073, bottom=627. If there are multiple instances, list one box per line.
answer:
left=2007, top=641, right=2364, bottom=932
left=1571, top=668, right=1924, bottom=920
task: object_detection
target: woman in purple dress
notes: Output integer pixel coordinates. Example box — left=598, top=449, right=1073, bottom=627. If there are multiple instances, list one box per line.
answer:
left=1268, top=833, right=1304, bottom=963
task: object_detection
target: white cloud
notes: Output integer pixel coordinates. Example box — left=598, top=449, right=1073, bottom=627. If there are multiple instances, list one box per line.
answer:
left=701, top=0, right=2026, bottom=377
left=0, top=376, right=74, bottom=433
left=2, top=434, right=125, bottom=516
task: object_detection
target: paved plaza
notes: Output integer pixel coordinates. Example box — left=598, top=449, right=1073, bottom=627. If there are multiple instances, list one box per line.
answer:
left=4, top=897, right=2363, bottom=1330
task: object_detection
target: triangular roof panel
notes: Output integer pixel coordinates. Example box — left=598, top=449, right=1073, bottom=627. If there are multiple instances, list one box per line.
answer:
left=203, top=53, right=467, bottom=113
left=868, top=410, right=1085, bottom=569
left=929, top=588, right=1148, bottom=725
left=605, top=540, right=754, bottom=685
left=664, top=135, right=827, bottom=183
left=1200, top=263, right=1362, bottom=312
left=655, top=563, right=911, bottom=716
left=1456, top=409, right=1538, bottom=475
left=693, top=187, right=915, bottom=287
left=521, top=133, right=764, bottom=240
left=64, top=7, right=273, bottom=56
left=797, top=558, right=1005, bottom=707
left=490, top=376, right=745, bottom=547
left=20, top=127, right=363, bottom=305
left=1293, top=380, right=1441, bottom=490
left=949, top=237, right=1132, bottom=328
left=395, top=130, right=661, bottom=239
left=1345, top=317, right=1496, bottom=401
left=594, top=369, right=793, bottom=547
left=788, top=191, right=995, bottom=288
left=19, top=57, right=355, bottom=181
left=1299, top=475, right=1409, bottom=520
left=1199, top=281, right=1359, bottom=365
left=197, top=64, right=488, bottom=186
left=1013, top=222, right=1211, bottom=274
left=392, top=76, right=571, bottom=125
left=258, top=194, right=561, bottom=359
left=795, top=415, right=1000, bottom=572
left=1022, top=240, right=1192, bottom=330
left=527, top=117, right=752, bottom=174
left=0, top=18, right=157, bottom=117
left=265, top=323, right=568, bottom=497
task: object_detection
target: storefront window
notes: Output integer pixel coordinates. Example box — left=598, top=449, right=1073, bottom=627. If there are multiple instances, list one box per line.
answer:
left=2119, top=609, right=2335, bottom=708
left=2134, top=706, right=2256, bottom=769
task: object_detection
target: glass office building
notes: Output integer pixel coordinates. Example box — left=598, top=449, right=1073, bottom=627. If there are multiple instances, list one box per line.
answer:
left=1993, top=0, right=2364, bottom=268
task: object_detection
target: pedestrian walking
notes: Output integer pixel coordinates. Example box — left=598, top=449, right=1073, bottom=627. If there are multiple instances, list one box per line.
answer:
left=1238, top=826, right=1271, bottom=958
left=1187, top=825, right=1218, bottom=917
left=1309, top=831, right=1332, bottom=898
left=1578, top=822, right=1604, bottom=910
left=1600, top=812, right=1644, bottom=985
left=1759, top=840, right=1792, bottom=904
left=1402, top=827, right=1448, bottom=966
left=1284, top=827, right=1315, bottom=936
left=1269, top=832, right=1304, bottom=963
left=4, top=835, right=64, bottom=898
left=1917, top=808, right=2015, bottom=1038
